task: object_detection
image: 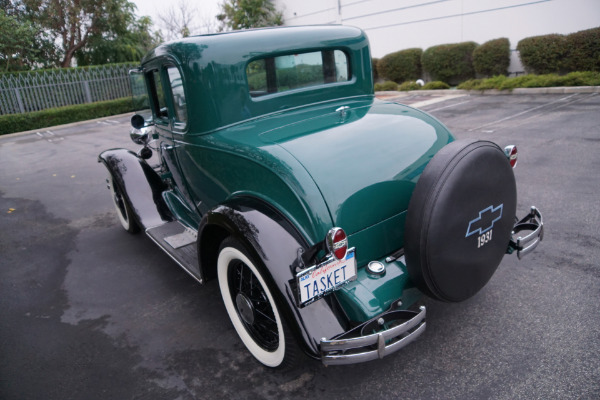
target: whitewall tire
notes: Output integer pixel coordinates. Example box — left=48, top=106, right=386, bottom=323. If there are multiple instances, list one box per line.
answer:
left=108, top=174, right=140, bottom=234
left=217, top=238, right=297, bottom=368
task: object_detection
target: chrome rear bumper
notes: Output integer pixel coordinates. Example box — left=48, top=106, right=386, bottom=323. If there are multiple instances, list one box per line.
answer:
left=320, top=306, right=426, bottom=365
left=509, top=206, right=544, bottom=259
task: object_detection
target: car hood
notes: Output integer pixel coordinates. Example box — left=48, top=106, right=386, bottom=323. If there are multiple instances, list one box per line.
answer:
left=260, top=100, right=452, bottom=235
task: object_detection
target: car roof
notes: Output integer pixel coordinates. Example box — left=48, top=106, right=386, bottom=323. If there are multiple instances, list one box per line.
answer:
left=141, top=25, right=373, bottom=134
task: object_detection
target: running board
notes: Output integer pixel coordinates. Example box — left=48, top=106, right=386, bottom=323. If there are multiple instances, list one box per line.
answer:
left=146, top=222, right=202, bottom=283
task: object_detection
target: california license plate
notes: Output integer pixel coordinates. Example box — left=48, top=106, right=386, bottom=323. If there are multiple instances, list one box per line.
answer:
left=297, top=248, right=357, bottom=305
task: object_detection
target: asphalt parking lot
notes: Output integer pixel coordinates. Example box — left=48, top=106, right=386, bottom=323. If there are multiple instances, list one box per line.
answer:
left=1, top=92, right=599, bottom=400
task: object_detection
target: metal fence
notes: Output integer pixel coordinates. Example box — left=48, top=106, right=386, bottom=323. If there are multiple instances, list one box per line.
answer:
left=0, top=63, right=136, bottom=116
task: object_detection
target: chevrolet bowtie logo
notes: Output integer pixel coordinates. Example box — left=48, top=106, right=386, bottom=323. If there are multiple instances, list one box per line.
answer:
left=465, top=204, right=503, bottom=238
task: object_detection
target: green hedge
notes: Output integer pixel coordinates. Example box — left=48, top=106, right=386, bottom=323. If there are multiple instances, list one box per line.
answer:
left=398, top=81, right=420, bottom=91
left=517, top=34, right=566, bottom=74
left=374, top=80, right=398, bottom=91
left=377, top=48, right=422, bottom=83
left=563, top=27, right=600, bottom=72
left=0, top=62, right=136, bottom=79
left=457, top=71, right=600, bottom=90
left=0, top=97, right=134, bottom=136
left=422, top=81, right=450, bottom=90
left=421, top=41, right=478, bottom=85
left=473, top=38, right=510, bottom=77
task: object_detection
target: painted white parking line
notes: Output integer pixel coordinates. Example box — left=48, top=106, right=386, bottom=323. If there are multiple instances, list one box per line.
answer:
left=426, top=100, right=472, bottom=112
left=468, top=94, right=579, bottom=131
left=409, top=94, right=468, bottom=109
left=35, top=130, right=64, bottom=143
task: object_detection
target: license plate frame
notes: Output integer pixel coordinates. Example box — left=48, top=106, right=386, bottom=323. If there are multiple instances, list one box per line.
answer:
left=296, top=248, right=357, bottom=306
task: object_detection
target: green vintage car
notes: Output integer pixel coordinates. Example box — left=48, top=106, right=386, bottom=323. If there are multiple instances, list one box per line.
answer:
left=99, top=25, right=543, bottom=368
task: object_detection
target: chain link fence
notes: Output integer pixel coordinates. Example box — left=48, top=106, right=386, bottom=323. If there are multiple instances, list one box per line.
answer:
left=0, top=63, right=137, bottom=116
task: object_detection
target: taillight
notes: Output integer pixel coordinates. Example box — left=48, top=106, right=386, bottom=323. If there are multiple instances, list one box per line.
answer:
left=326, top=227, right=348, bottom=260
left=504, top=145, right=518, bottom=168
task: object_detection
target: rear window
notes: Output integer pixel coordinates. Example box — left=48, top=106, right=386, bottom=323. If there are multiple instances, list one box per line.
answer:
left=247, top=50, right=350, bottom=97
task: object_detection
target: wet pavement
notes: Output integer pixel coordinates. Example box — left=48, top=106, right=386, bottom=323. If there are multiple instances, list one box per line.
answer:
left=1, top=93, right=599, bottom=399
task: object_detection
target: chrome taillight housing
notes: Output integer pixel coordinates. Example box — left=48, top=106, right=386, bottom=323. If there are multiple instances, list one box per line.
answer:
left=326, top=227, right=348, bottom=260
left=504, top=145, right=518, bottom=168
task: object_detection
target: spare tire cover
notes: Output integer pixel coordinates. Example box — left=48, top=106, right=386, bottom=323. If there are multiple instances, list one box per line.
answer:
left=405, top=140, right=517, bottom=302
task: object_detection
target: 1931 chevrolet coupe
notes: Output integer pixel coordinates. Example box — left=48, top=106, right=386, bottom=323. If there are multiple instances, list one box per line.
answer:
left=99, top=25, right=543, bottom=368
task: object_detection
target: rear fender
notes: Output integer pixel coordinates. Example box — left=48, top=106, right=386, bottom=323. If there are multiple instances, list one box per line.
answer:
left=98, top=148, right=171, bottom=229
left=198, top=197, right=350, bottom=358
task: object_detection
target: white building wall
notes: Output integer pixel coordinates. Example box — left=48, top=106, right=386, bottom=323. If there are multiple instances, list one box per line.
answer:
left=273, top=0, right=600, bottom=74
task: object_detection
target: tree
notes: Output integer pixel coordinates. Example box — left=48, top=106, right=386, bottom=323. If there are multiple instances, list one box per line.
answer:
left=75, top=15, right=162, bottom=65
left=21, top=0, right=148, bottom=67
left=159, top=0, right=195, bottom=41
left=217, top=0, right=283, bottom=31
left=158, top=0, right=217, bottom=41
left=0, top=7, right=57, bottom=71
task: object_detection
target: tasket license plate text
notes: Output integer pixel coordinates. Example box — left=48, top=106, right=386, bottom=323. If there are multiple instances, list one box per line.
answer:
left=297, top=249, right=357, bottom=305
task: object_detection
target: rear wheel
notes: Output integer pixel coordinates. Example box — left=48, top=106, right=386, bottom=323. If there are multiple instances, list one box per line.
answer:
left=217, top=237, right=299, bottom=369
left=108, top=174, right=140, bottom=234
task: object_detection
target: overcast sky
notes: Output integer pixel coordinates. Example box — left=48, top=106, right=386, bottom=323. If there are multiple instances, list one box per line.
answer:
left=131, top=0, right=223, bottom=34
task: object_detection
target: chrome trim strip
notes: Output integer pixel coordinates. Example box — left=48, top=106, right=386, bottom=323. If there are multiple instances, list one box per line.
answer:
left=321, top=306, right=426, bottom=365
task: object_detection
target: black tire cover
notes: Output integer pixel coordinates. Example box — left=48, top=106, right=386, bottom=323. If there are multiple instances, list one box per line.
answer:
left=405, top=139, right=517, bottom=302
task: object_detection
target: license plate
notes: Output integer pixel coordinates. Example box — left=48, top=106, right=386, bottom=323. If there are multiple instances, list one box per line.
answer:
left=297, top=248, right=357, bottom=305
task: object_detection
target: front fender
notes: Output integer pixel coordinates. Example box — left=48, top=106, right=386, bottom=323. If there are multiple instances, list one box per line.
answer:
left=98, top=148, right=171, bottom=229
left=198, top=197, right=350, bottom=358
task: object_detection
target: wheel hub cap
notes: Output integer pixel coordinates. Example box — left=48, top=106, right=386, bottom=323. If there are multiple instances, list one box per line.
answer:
left=235, top=293, right=255, bottom=325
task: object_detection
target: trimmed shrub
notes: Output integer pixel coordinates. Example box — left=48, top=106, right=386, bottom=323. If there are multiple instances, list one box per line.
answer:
left=517, top=34, right=566, bottom=74
left=374, top=80, right=399, bottom=91
left=563, top=27, right=600, bottom=72
left=458, top=75, right=508, bottom=90
left=456, top=72, right=600, bottom=91
left=473, top=38, right=510, bottom=77
left=372, top=58, right=380, bottom=81
left=377, top=48, right=422, bottom=83
left=422, top=81, right=450, bottom=90
left=398, top=81, right=420, bottom=91
left=422, top=41, right=478, bottom=85
left=0, top=97, right=133, bottom=135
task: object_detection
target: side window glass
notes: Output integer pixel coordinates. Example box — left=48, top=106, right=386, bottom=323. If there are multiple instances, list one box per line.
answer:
left=247, top=49, right=350, bottom=97
left=167, top=67, right=187, bottom=123
left=129, top=69, right=152, bottom=123
left=149, top=70, right=169, bottom=120
left=275, top=52, right=324, bottom=91
left=247, top=59, right=267, bottom=96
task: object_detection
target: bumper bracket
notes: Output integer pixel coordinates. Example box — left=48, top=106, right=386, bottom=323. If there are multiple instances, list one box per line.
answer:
left=320, top=305, right=426, bottom=365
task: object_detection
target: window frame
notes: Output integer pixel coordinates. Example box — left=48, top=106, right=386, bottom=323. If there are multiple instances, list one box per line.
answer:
left=145, top=63, right=188, bottom=133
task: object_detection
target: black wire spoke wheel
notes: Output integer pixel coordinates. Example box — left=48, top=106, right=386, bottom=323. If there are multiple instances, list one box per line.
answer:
left=228, top=259, right=279, bottom=351
left=217, top=237, right=300, bottom=369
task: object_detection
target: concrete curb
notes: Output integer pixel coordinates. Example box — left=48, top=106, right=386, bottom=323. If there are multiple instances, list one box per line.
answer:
left=376, top=86, right=600, bottom=97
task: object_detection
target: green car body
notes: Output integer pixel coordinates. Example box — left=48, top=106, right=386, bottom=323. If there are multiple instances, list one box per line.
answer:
left=99, top=25, right=543, bottom=367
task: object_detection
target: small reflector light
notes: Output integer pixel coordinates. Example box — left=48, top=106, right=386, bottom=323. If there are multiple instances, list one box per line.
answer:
left=504, top=145, right=518, bottom=168
left=326, top=227, right=348, bottom=260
